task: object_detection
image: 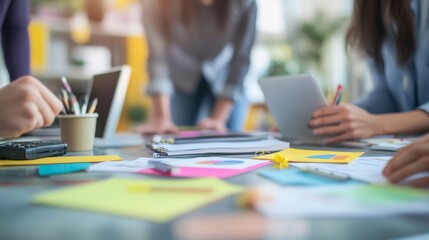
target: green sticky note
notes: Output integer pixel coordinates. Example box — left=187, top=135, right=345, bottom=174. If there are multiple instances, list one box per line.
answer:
left=331, top=185, right=429, bottom=204
left=38, top=163, right=91, bottom=176
left=33, top=178, right=244, bottom=223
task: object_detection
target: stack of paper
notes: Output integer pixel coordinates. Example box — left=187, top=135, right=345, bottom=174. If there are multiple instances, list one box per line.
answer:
left=33, top=178, right=243, bottom=223
left=152, top=131, right=271, bottom=144
left=151, top=139, right=289, bottom=157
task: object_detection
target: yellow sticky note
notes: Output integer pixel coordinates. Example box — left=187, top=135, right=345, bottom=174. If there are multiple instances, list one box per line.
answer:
left=254, top=148, right=364, bottom=164
left=0, top=155, right=122, bottom=167
left=33, top=178, right=243, bottom=223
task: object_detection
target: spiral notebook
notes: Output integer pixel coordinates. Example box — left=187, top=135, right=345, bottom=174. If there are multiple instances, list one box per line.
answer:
left=150, top=139, right=289, bottom=158
left=152, top=131, right=271, bottom=144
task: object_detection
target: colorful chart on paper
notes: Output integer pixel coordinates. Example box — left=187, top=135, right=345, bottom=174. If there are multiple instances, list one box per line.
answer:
left=156, top=157, right=270, bottom=170
left=196, top=160, right=245, bottom=165
left=254, top=148, right=364, bottom=164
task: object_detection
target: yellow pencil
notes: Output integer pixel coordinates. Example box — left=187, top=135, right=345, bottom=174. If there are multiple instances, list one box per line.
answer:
left=87, top=98, right=98, bottom=114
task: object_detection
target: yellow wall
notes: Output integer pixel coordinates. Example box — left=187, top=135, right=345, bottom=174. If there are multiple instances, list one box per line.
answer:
left=117, top=36, right=151, bottom=131
left=29, top=21, right=48, bottom=72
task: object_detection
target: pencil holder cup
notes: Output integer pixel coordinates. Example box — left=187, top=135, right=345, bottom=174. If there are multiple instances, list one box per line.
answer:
left=58, top=113, right=98, bottom=152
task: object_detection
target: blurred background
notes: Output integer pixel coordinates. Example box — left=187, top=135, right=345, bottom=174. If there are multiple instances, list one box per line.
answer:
left=0, top=0, right=372, bottom=132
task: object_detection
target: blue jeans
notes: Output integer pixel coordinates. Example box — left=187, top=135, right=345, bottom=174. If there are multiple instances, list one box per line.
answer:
left=171, top=78, right=248, bottom=131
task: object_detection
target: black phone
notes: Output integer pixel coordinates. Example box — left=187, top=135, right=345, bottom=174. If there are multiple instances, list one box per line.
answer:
left=0, top=141, right=67, bottom=160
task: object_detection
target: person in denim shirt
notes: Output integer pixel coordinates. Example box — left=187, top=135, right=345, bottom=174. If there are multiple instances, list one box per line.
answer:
left=309, top=0, right=429, bottom=144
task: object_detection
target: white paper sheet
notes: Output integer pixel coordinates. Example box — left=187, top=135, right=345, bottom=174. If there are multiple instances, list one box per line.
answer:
left=88, top=158, right=151, bottom=173
left=153, top=157, right=271, bottom=170
left=291, top=157, right=391, bottom=183
left=254, top=185, right=429, bottom=218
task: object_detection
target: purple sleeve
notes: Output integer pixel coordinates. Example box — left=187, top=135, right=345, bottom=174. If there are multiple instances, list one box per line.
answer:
left=2, top=0, right=30, bottom=81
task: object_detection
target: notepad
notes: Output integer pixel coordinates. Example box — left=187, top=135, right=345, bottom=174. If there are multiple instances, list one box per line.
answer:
left=151, top=139, right=289, bottom=157
left=254, top=148, right=363, bottom=164
left=258, top=168, right=360, bottom=186
left=0, top=155, right=122, bottom=167
left=33, top=178, right=243, bottom=223
left=39, top=163, right=91, bottom=176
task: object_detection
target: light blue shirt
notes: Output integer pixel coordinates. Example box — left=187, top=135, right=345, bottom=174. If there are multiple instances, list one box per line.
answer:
left=356, top=0, right=429, bottom=115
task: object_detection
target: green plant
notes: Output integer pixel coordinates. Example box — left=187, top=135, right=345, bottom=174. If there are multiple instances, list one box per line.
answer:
left=290, top=12, right=347, bottom=74
left=127, top=105, right=148, bottom=123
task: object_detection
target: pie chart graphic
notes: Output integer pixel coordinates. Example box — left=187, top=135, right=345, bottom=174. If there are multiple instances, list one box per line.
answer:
left=196, top=160, right=244, bottom=165
left=306, top=154, right=349, bottom=160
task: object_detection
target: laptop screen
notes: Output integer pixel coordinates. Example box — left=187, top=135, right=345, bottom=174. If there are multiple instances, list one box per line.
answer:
left=89, top=70, right=121, bottom=138
left=89, top=66, right=130, bottom=138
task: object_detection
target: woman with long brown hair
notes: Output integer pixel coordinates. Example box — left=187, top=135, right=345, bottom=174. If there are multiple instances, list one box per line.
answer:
left=309, top=0, right=429, bottom=144
left=137, top=0, right=257, bottom=133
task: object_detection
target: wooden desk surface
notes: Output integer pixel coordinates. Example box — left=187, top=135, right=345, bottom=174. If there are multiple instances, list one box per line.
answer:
left=0, top=143, right=428, bottom=240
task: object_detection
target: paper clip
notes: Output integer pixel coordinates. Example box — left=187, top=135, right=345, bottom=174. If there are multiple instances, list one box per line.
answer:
left=161, top=138, right=175, bottom=144
left=254, top=151, right=265, bottom=157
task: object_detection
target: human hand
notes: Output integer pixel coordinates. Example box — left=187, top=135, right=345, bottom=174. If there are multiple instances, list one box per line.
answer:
left=198, top=118, right=227, bottom=132
left=382, top=134, right=429, bottom=187
left=308, top=104, right=384, bottom=144
left=0, top=76, right=62, bottom=138
left=135, top=118, right=178, bottom=134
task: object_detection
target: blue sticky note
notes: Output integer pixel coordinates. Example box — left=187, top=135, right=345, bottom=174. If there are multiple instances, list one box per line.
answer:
left=38, top=163, right=91, bottom=176
left=258, top=168, right=360, bottom=186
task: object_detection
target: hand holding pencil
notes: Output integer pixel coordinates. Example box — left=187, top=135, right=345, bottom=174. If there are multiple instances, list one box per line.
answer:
left=309, top=83, right=384, bottom=144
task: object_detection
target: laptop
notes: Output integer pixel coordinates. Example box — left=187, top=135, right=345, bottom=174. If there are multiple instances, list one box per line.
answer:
left=89, top=65, right=144, bottom=147
left=258, top=74, right=328, bottom=143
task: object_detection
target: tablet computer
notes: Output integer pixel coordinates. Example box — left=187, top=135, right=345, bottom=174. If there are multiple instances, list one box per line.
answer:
left=259, top=74, right=328, bottom=142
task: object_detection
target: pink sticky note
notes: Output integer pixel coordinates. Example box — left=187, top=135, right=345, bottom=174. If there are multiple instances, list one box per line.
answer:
left=138, top=161, right=271, bottom=179
left=177, top=131, right=202, bottom=138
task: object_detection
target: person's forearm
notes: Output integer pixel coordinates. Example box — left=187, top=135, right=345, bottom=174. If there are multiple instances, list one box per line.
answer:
left=375, top=110, right=429, bottom=135
left=211, top=98, right=233, bottom=122
left=151, top=94, right=171, bottom=120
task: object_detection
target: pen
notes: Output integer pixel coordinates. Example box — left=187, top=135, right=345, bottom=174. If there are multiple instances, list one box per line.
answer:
left=71, top=95, right=81, bottom=115
left=88, top=98, right=98, bottom=114
left=150, top=161, right=180, bottom=174
left=81, top=95, right=89, bottom=115
left=60, top=88, right=70, bottom=113
left=61, top=76, right=74, bottom=96
left=300, top=167, right=350, bottom=181
left=336, top=90, right=343, bottom=105
left=332, top=84, right=343, bottom=105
